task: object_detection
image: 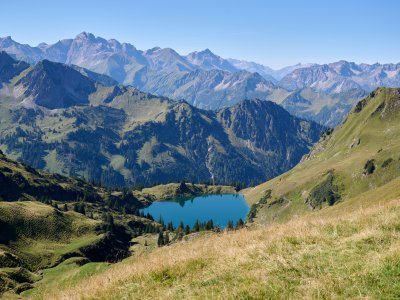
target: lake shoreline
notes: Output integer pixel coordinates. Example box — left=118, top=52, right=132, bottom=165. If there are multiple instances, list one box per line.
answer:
left=141, top=194, right=249, bottom=229
left=133, top=182, right=237, bottom=207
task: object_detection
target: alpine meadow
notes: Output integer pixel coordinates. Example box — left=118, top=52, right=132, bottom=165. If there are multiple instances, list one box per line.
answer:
left=1, top=1, right=400, bottom=299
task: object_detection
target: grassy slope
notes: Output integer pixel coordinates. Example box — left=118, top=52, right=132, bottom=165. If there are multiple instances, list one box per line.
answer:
left=42, top=182, right=400, bottom=299
left=0, top=201, right=100, bottom=269
left=244, top=87, right=400, bottom=223
left=0, top=201, right=102, bottom=296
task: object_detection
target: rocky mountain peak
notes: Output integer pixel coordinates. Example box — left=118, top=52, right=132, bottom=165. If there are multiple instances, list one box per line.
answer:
left=186, top=48, right=237, bottom=72
left=16, top=59, right=96, bottom=109
left=75, top=31, right=96, bottom=41
left=0, top=36, right=14, bottom=47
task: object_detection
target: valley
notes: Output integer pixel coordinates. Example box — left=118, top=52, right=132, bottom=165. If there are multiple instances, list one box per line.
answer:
left=1, top=3, right=400, bottom=298
left=1, top=87, right=399, bottom=298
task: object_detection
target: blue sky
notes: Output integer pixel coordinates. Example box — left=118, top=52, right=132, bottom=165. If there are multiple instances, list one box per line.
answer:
left=1, top=0, right=399, bottom=68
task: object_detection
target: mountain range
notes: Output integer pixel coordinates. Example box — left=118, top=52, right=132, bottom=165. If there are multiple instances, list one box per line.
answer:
left=0, top=52, right=323, bottom=186
left=3, top=33, right=399, bottom=127
left=1, top=30, right=400, bottom=299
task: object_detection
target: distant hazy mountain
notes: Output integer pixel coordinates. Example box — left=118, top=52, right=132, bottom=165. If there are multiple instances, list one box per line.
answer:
left=0, top=53, right=323, bottom=186
left=280, top=60, right=400, bottom=93
left=274, top=61, right=400, bottom=126
left=136, top=68, right=288, bottom=110
left=280, top=87, right=367, bottom=127
left=227, top=58, right=315, bottom=81
left=0, top=33, right=284, bottom=110
left=2, top=33, right=400, bottom=127
left=186, top=49, right=237, bottom=73
left=143, top=46, right=196, bottom=72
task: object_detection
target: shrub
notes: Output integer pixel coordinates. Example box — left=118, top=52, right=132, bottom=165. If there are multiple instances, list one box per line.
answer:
left=381, top=158, right=393, bottom=168
left=307, top=172, right=340, bottom=209
left=247, top=189, right=272, bottom=222
left=364, top=159, right=376, bottom=175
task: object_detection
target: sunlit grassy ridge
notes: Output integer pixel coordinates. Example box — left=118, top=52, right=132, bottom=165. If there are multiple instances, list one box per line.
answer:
left=244, top=87, right=400, bottom=223
left=0, top=201, right=103, bottom=296
left=0, top=201, right=100, bottom=269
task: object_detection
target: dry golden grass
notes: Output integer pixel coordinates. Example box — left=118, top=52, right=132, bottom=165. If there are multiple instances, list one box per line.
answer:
left=39, top=192, right=400, bottom=299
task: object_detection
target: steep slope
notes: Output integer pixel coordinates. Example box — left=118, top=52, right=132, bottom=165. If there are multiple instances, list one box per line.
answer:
left=0, top=53, right=323, bottom=186
left=217, top=99, right=322, bottom=175
left=244, top=87, right=400, bottom=222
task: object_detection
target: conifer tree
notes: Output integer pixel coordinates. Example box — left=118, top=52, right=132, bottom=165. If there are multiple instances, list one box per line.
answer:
left=106, top=213, right=115, bottom=233
left=164, top=232, right=170, bottom=245
left=157, top=231, right=164, bottom=247
left=236, top=218, right=245, bottom=229
left=167, top=222, right=174, bottom=231
left=226, top=220, right=234, bottom=231
left=158, top=216, right=165, bottom=228
left=193, top=220, right=200, bottom=232
left=179, top=221, right=184, bottom=231
left=206, top=220, right=214, bottom=230
left=185, top=225, right=190, bottom=235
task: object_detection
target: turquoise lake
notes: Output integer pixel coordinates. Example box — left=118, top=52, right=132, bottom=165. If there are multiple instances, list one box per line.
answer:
left=141, top=194, right=249, bottom=229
